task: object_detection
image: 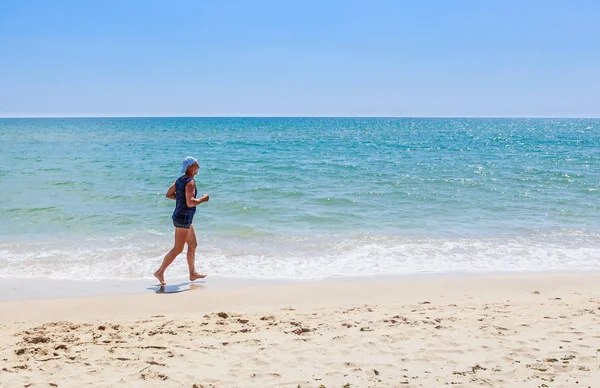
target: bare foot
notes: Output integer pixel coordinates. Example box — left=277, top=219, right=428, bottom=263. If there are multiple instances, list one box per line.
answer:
left=154, top=271, right=166, bottom=285
left=190, top=272, right=207, bottom=281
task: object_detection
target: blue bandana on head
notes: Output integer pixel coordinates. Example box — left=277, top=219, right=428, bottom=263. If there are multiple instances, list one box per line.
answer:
left=181, top=156, right=198, bottom=173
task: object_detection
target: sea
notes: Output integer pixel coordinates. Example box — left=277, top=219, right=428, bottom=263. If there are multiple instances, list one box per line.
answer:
left=1, top=117, right=599, bottom=281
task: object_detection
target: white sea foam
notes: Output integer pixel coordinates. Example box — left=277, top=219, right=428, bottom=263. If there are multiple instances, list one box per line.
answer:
left=1, top=232, right=599, bottom=280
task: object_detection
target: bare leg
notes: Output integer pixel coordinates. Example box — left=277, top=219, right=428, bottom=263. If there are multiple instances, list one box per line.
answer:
left=187, top=224, right=207, bottom=281
left=154, top=227, right=190, bottom=285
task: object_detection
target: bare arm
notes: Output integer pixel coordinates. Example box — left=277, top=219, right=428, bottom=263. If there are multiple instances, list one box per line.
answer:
left=165, top=182, right=176, bottom=200
left=185, top=179, right=209, bottom=207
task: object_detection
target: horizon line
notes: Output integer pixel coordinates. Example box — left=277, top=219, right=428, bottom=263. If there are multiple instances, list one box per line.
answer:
left=2, top=115, right=600, bottom=119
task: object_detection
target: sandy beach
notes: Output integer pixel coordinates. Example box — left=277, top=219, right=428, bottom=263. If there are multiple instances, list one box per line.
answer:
left=1, top=273, right=599, bottom=387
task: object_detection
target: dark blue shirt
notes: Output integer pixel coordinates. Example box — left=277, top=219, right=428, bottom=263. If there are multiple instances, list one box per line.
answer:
left=172, top=176, right=197, bottom=226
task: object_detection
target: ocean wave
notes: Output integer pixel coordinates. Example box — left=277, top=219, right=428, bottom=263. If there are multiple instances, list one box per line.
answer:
left=1, top=231, right=599, bottom=280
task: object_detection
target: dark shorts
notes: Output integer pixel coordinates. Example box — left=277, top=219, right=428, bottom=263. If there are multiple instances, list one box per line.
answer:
left=173, top=220, right=192, bottom=229
left=172, top=210, right=195, bottom=230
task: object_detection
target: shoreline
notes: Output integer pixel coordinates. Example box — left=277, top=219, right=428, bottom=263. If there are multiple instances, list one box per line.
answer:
left=1, top=271, right=599, bottom=386
left=1, top=271, right=599, bottom=323
left=1, top=268, right=599, bottom=303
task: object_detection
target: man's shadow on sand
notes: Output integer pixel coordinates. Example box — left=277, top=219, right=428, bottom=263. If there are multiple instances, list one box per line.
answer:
left=146, top=282, right=206, bottom=294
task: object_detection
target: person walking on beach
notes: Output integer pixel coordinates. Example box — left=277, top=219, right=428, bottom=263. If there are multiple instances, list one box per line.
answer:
left=154, top=156, right=210, bottom=285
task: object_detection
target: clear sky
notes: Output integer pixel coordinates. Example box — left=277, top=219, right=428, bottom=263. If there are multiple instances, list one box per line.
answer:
left=1, top=0, right=599, bottom=117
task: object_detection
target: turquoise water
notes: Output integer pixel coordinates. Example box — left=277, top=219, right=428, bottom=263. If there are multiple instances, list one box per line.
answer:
left=1, top=117, right=599, bottom=279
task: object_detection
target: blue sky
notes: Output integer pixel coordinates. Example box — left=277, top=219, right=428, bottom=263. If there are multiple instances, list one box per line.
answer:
left=1, top=0, right=599, bottom=117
